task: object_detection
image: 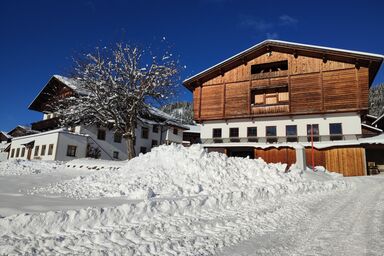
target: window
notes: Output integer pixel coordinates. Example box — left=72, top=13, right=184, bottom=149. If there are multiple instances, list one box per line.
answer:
left=329, top=123, right=343, bottom=140
left=251, top=60, right=288, bottom=74
left=66, top=145, right=77, bottom=157
left=141, top=127, right=149, bottom=139
left=34, top=146, right=40, bottom=156
left=286, top=125, right=297, bottom=142
left=307, top=124, right=320, bottom=142
left=140, top=147, right=147, bottom=154
left=152, top=140, right=158, bottom=147
left=48, top=144, right=54, bottom=155
left=114, top=132, right=122, bottom=143
left=173, top=128, right=178, bottom=135
left=247, top=127, right=258, bottom=142
left=229, top=128, right=239, bottom=142
left=212, top=128, right=222, bottom=143
left=16, top=148, right=20, bottom=158
left=266, top=126, right=277, bottom=143
left=113, top=151, right=119, bottom=159
left=41, top=145, right=46, bottom=156
left=97, top=129, right=106, bottom=140
left=152, top=125, right=159, bottom=133
left=21, top=147, right=25, bottom=157
left=251, top=87, right=289, bottom=106
left=10, top=148, right=15, bottom=158
left=229, top=128, right=239, bottom=137
left=212, top=128, right=222, bottom=138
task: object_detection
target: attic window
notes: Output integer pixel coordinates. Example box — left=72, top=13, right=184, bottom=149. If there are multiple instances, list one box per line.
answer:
left=251, top=60, right=288, bottom=74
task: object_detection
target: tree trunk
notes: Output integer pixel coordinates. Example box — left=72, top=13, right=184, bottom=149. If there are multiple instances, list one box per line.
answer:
left=126, top=134, right=136, bottom=160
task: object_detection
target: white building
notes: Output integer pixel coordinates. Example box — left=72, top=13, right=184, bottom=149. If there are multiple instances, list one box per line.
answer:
left=7, top=75, right=188, bottom=161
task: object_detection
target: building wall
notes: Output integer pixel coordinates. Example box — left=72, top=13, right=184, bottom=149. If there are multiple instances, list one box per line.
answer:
left=192, top=51, right=369, bottom=121
left=164, top=126, right=184, bottom=144
left=200, top=112, right=362, bottom=140
left=9, top=131, right=60, bottom=161
left=55, top=133, right=88, bottom=161
left=80, top=126, right=128, bottom=160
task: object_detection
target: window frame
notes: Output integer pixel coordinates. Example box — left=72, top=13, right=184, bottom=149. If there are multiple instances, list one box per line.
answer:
left=113, top=151, right=119, bottom=159
left=48, top=144, right=54, bottom=155
left=307, top=124, right=320, bottom=142
left=140, top=147, right=147, bottom=154
left=16, top=148, right=20, bottom=158
left=66, top=145, right=77, bottom=157
left=41, top=145, right=46, bottom=156
left=329, top=123, right=343, bottom=140
left=286, top=125, right=298, bottom=142
left=141, top=127, right=149, bottom=139
left=266, top=126, right=277, bottom=143
left=173, top=128, right=178, bottom=135
left=152, top=140, right=158, bottom=147
left=97, top=129, right=106, bottom=141
left=10, top=148, right=15, bottom=158
left=152, top=125, right=159, bottom=133
left=113, top=132, right=122, bottom=143
left=212, top=128, right=222, bottom=138
left=34, top=146, right=40, bottom=156
left=21, top=147, right=25, bottom=157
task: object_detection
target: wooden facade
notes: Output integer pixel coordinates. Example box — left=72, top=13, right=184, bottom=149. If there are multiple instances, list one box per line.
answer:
left=305, top=147, right=366, bottom=176
left=184, top=41, right=382, bottom=122
left=191, top=51, right=370, bottom=121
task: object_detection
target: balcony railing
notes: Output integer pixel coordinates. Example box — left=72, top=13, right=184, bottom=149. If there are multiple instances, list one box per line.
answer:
left=251, top=70, right=288, bottom=80
left=203, top=134, right=366, bottom=144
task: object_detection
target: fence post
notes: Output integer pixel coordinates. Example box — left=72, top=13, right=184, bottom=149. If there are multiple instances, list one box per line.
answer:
left=295, top=146, right=306, bottom=170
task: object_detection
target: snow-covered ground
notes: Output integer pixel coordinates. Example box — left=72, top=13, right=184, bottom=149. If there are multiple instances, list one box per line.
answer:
left=0, top=144, right=382, bottom=255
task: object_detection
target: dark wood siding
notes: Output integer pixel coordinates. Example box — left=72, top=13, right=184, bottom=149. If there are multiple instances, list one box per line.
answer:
left=192, top=51, right=370, bottom=121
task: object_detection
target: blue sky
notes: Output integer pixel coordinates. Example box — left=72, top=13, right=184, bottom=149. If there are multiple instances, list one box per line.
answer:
left=1, top=0, right=384, bottom=131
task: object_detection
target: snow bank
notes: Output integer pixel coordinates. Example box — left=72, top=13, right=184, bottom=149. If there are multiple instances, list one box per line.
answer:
left=33, top=144, right=348, bottom=199
left=0, top=159, right=64, bottom=176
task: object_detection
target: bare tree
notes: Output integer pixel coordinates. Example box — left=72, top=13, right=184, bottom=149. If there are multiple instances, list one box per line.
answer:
left=50, top=43, right=179, bottom=159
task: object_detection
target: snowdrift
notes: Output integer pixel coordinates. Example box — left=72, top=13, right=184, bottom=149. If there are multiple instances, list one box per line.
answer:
left=1, top=145, right=351, bottom=255
left=0, top=159, right=63, bottom=176
left=33, top=144, right=347, bottom=200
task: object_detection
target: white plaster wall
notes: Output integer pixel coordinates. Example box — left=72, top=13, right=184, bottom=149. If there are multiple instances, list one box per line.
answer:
left=134, top=123, right=163, bottom=154
left=79, top=126, right=128, bottom=160
left=9, top=132, right=60, bottom=161
left=200, top=112, right=362, bottom=139
left=55, top=133, right=88, bottom=161
left=164, top=127, right=184, bottom=144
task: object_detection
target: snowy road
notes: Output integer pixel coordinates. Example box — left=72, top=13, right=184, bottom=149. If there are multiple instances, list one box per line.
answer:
left=220, top=175, right=384, bottom=256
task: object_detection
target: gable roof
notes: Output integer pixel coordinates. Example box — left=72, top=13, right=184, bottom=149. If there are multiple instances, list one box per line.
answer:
left=183, top=39, right=384, bottom=90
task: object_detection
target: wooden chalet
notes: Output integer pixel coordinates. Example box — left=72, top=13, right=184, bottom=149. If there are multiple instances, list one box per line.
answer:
left=183, top=40, right=384, bottom=176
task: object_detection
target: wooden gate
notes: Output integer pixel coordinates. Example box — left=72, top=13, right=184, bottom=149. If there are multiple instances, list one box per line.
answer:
left=254, top=147, right=296, bottom=166
left=305, top=147, right=366, bottom=176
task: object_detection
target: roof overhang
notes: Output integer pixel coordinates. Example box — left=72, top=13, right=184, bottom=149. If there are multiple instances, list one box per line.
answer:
left=183, top=39, right=384, bottom=91
left=28, top=75, right=76, bottom=113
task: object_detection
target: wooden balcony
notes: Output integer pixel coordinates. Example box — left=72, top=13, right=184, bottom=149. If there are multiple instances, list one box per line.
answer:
left=31, top=117, right=60, bottom=131
left=251, top=103, right=289, bottom=115
left=251, top=70, right=288, bottom=80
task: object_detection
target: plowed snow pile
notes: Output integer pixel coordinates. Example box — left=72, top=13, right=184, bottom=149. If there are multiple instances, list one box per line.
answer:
left=0, top=159, right=63, bottom=176
left=0, top=145, right=352, bottom=255
left=32, top=144, right=347, bottom=199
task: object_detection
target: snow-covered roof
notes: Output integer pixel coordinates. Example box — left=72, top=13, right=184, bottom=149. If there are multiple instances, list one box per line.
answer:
left=184, top=124, right=201, bottom=133
left=52, top=75, right=80, bottom=91
left=10, top=128, right=88, bottom=141
left=0, top=131, right=12, bottom=139
left=183, top=39, right=384, bottom=86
